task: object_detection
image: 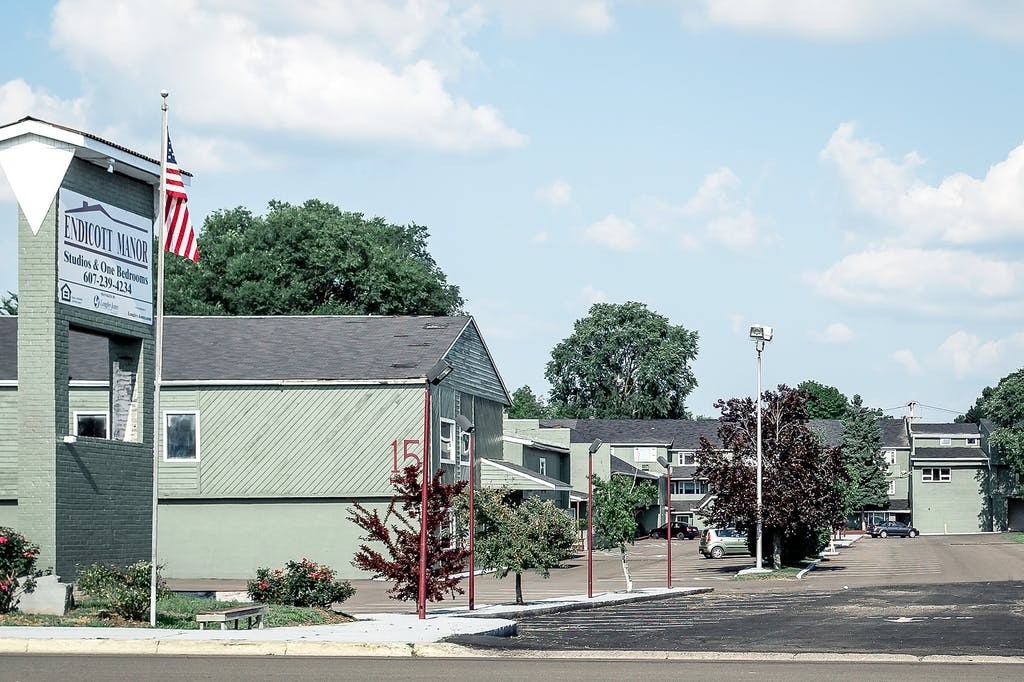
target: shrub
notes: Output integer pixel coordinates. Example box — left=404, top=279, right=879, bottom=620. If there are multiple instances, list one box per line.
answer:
left=76, top=561, right=167, bottom=621
left=247, top=558, right=354, bottom=608
left=0, top=526, right=40, bottom=614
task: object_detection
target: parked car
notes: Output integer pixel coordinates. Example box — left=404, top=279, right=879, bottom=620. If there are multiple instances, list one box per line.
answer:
left=869, top=520, right=919, bottom=538
left=649, top=522, right=700, bottom=540
left=699, top=527, right=751, bottom=558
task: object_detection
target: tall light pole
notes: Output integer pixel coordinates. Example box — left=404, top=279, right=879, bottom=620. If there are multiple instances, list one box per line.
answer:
left=749, top=324, right=773, bottom=572
left=587, top=438, right=602, bottom=599
left=656, top=455, right=673, bottom=589
left=418, top=359, right=453, bottom=620
left=455, top=415, right=475, bottom=611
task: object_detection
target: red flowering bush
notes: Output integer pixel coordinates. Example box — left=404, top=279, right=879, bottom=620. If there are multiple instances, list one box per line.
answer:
left=0, top=526, right=40, bottom=613
left=247, top=558, right=354, bottom=608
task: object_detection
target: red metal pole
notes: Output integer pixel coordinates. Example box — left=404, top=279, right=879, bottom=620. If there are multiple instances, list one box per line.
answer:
left=418, top=385, right=431, bottom=620
left=468, top=431, right=475, bottom=611
left=666, top=468, right=672, bottom=589
left=587, top=449, right=593, bottom=599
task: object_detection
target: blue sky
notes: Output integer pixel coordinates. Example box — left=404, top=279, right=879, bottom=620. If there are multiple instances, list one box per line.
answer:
left=3, top=1, right=1024, bottom=421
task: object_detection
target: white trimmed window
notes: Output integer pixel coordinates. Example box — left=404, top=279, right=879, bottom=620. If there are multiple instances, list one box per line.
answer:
left=677, top=451, right=696, bottom=466
left=967, top=437, right=978, bottom=446
left=921, top=467, right=951, bottom=482
left=439, top=419, right=456, bottom=464
left=884, top=451, right=896, bottom=465
left=164, top=412, right=199, bottom=461
left=682, top=480, right=709, bottom=495
left=459, top=430, right=471, bottom=466
left=538, top=457, right=547, bottom=476
left=74, top=412, right=109, bottom=439
left=887, top=480, right=896, bottom=495
left=940, top=438, right=952, bottom=446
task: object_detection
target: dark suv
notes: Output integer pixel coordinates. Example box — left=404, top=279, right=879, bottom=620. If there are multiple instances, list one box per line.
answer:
left=649, top=521, right=700, bottom=540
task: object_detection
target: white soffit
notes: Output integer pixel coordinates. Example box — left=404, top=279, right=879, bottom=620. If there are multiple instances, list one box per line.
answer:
left=0, top=134, right=74, bottom=235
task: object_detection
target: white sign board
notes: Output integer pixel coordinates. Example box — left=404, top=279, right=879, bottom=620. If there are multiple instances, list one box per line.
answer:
left=634, top=446, right=658, bottom=463
left=57, top=189, right=153, bottom=324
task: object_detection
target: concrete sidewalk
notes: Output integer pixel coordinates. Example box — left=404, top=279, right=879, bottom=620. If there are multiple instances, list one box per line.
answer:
left=0, top=586, right=708, bottom=657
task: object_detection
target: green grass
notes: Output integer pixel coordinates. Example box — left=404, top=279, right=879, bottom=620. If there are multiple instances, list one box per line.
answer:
left=1008, top=533, right=1024, bottom=544
left=0, top=594, right=354, bottom=629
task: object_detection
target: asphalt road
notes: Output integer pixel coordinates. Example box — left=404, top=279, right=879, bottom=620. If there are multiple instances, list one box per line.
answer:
left=1, top=655, right=1022, bottom=681
left=453, top=534, right=1024, bottom=656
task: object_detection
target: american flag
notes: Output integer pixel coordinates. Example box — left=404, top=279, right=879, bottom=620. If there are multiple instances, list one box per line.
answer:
left=164, top=135, right=199, bottom=262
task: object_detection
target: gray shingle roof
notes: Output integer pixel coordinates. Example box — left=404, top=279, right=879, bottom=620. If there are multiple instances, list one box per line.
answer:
left=479, top=457, right=571, bottom=490
left=1, top=315, right=476, bottom=382
left=880, top=418, right=910, bottom=448
left=912, top=422, right=980, bottom=435
left=610, top=455, right=661, bottom=480
left=542, top=417, right=844, bottom=449
left=912, top=447, right=988, bottom=461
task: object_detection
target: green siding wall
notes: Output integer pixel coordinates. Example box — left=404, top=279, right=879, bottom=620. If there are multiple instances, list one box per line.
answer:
left=157, top=498, right=389, bottom=579
left=0, top=500, right=16, bottom=528
left=158, top=384, right=423, bottom=498
left=912, top=465, right=987, bottom=533
left=0, top=389, right=15, bottom=498
left=444, top=321, right=508, bottom=407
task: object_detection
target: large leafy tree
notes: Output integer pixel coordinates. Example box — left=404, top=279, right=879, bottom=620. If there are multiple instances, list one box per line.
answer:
left=984, top=368, right=1024, bottom=480
left=545, top=302, right=699, bottom=419
left=164, top=200, right=464, bottom=316
left=348, top=464, right=469, bottom=603
left=797, top=380, right=848, bottom=419
left=507, top=385, right=551, bottom=419
left=591, top=474, right=658, bottom=592
left=957, top=385, right=993, bottom=424
left=695, top=386, right=848, bottom=568
left=840, top=394, right=889, bottom=524
left=472, top=489, right=578, bottom=605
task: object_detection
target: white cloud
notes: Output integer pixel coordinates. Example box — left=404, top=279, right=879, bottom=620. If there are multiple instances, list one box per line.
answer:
left=583, top=214, right=640, bottom=251
left=50, top=0, right=524, bottom=153
left=891, top=349, right=922, bottom=376
left=581, top=284, right=607, bottom=305
left=536, top=179, right=573, bottom=208
left=936, top=330, right=1024, bottom=379
left=683, top=1, right=1024, bottom=43
left=487, top=1, right=615, bottom=34
left=821, top=122, right=1024, bottom=245
left=806, top=247, right=1023, bottom=316
left=0, top=79, right=88, bottom=127
left=811, top=322, right=853, bottom=344
left=682, top=167, right=741, bottom=215
left=531, top=231, right=550, bottom=244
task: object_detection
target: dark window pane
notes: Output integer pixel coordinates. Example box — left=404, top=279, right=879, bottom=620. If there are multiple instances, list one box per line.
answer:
left=166, top=413, right=197, bottom=459
left=76, top=414, right=107, bottom=438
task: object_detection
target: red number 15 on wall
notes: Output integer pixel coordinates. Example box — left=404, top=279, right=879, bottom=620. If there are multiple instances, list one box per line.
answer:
left=391, top=439, right=421, bottom=473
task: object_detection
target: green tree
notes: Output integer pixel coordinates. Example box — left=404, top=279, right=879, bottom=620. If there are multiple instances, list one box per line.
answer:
left=695, top=386, right=848, bottom=569
left=984, top=369, right=1024, bottom=481
left=545, top=302, right=699, bottom=419
left=507, top=385, right=550, bottom=419
left=591, top=474, right=658, bottom=591
left=473, top=489, right=578, bottom=604
left=957, top=386, right=993, bottom=424
left=796, top=380, right=848, bottom=419
left=840, top=394, right=889, bottom=525
left=0, top=292, right=15, bottom=316
left=164, top=200, right=464, bottom=316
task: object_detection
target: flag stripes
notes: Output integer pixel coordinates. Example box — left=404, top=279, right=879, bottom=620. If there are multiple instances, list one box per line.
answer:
left=164, top=135, right=199, bottom=262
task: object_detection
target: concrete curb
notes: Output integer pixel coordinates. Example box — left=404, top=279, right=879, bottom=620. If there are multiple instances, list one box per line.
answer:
left=456, top=586, right=713, bottom=620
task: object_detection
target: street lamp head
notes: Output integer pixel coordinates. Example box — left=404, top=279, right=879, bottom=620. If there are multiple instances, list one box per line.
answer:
left=455, top=414, right=475, bottom=433
left=588, top=439, right=602, bottom=454
left=425, top=359, right=453, bottom=385
left=656, top=455, right=670, bottom=469
left=749, top=324, right=773, bottom=342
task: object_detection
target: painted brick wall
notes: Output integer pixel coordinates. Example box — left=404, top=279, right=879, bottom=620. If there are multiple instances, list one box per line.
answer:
left=17, top=156, right=156, bottom=578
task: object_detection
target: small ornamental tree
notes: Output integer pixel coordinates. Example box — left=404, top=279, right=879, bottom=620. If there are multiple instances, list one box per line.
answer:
left=473, top=489, right=578, bottom=604
left=696, top=386, right=848, bottom=568
left=0, top=527, right=39, bottom=613
left=349, top=464, right=469, bottom=603
left=591, top=475, right=658, bottom=592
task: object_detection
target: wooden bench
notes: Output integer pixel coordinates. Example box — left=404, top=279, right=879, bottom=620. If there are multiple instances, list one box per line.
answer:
left=196, top=604, right=268, bottom=631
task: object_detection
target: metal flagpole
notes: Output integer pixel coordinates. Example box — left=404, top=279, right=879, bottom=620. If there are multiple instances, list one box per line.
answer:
left=150, top=90, right=170, bottom=627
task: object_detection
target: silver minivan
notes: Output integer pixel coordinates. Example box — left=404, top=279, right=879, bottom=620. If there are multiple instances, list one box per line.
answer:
left=699, top=527, right=750, bottom=558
